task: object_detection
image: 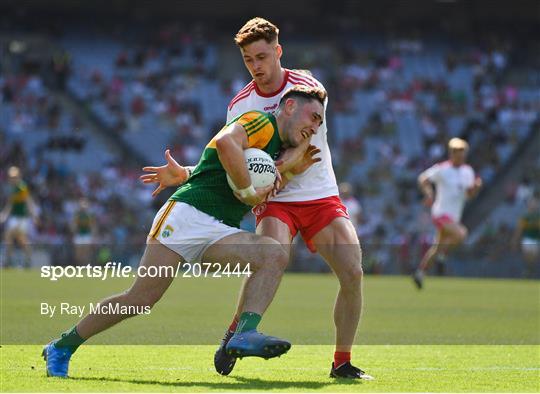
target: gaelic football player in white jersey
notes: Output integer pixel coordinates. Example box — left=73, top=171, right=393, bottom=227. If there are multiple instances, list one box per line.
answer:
left=414, top=138, right=482, bottom=289
left=143, top=17, right=370, bottom=380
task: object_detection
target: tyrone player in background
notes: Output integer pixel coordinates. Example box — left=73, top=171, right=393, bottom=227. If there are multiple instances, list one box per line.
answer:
left=143, top=18, right=371, bottom=379
left=414, top=138, right=482, bottom=289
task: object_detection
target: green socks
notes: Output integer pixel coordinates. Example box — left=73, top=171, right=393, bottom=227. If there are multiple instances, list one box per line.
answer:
left=54, top=326, right=85, bottom=353
left=236, top=312, right=262, bottom=333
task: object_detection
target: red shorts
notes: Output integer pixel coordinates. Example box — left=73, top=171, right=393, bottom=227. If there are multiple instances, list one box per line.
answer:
left=432, top=214, right=455, bottom=230
left=253, top=196, right=350, bottom=253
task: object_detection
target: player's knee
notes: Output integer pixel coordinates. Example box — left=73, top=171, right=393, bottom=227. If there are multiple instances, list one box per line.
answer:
left=349, top=264, right=364, bottom=283
left=339, top=263, right=363, bottom=290
left=266, top=247, right=289, bottom=272
left=452, top=228, right=467, bottom=244
left=256, top=238, right=289, bottom=272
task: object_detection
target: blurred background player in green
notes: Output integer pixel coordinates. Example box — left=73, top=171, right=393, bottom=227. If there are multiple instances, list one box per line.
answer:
left=512, top=196, right=540, bottom=278
left=0, top=166, right=39, bottom=269
left=71, top=198, right=96, bottom=266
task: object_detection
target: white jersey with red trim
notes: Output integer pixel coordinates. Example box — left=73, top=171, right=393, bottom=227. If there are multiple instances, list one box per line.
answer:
left=227, top=69, right=338, bottom=202
left=420, top=161, right=475, bottom=222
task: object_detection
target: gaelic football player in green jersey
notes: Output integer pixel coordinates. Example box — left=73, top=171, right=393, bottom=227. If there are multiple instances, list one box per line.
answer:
left=43, top=85, right=326, bottom=378
left=512, top=196, right=540, bottom=277
left=71, top=198, right=97, bottom=266
left=0, top=166, right=39, bottom=268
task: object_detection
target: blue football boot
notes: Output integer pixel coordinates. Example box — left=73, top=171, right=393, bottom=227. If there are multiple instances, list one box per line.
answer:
left=42, top=342, right=72, bottom=377
left=225, top=329, right=291, bottom=359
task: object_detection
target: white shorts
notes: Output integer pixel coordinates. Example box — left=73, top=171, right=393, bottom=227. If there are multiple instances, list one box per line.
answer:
left=149, top=201, right=245, bottom=263
left=73, top=234, right=93, bottom=245
left=6, top=217, right=31, bottom=234
left=522, top=237, right=539, bottom=255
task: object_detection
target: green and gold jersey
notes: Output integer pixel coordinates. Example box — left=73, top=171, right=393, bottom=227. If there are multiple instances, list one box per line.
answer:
left=170, top=111, right=283, bottom=228
left=75, top=211, right=92, bottom=235
left=10, top=181, right=29, bottom=217
left=520, top=212, right=540, bottom=240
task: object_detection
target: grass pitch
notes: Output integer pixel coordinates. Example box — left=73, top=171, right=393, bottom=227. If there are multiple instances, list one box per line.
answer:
left=1, top=270, right=539, bottom=392
left=2, top=345, right=539, bottom=392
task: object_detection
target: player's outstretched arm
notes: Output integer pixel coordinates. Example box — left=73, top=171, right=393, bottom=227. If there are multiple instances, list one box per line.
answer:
left=140, top=149, right=191, bottom=197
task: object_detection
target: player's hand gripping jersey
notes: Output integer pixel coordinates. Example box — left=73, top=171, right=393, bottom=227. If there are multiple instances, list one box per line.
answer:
left=227, top=69, right=338, bottom=202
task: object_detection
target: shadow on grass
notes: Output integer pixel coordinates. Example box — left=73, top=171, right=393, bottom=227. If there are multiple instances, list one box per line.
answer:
left=70, top=374, right=363, bottom=390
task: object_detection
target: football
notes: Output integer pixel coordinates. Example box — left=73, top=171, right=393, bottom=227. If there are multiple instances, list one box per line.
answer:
left=227, top=148, right=277, bottom=191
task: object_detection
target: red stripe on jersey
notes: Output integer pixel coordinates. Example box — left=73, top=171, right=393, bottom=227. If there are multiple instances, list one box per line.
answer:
left=234, top=81, right=254, bottom=97
left=237, top=81, right=255, bottom=97
left=288, top=75, right=318, bottom=88
left=288, top=71, right=319, bottom=88
left=288, top=69, right=318, bottom=82
left=229, top=81, right=254, bottom=102
left=228, top=86, right=255, bottom=110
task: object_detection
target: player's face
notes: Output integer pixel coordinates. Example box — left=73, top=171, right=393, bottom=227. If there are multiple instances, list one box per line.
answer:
left=240, top=40, right=282, bottom=87
left=449, top=148, right=466, bottom=165
left=287, top=99, right=324, bottom=147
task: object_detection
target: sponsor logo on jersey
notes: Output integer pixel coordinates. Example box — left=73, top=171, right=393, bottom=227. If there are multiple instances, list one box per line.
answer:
left=264, top=103, right=278, bottom=111
left=162, top=225, right=174, bottom=238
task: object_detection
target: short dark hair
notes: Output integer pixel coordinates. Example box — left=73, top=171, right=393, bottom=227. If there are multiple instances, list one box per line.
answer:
left=235, top=17, right=279, bottom=48
left=279, top=85, right=327, bottom=108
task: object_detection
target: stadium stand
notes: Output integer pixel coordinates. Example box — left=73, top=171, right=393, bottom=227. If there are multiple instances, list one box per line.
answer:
left=1, top=6, right=538, bottom=277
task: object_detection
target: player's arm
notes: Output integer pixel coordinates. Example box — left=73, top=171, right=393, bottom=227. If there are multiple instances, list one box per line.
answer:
left=0, top=200, right=13, bottom=224
left=275, top=138, right=314, bottom=173
left=284, top=144, right=322, bottom=176
left=140, top=149, right=191, bottom=198
left=275, top=144, right=322, bottom=191
left=418, top=172, right=435, bottom=207
left=215, top=123, right=273, bottom=206
left=466, top=176, right=482, bottom=199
